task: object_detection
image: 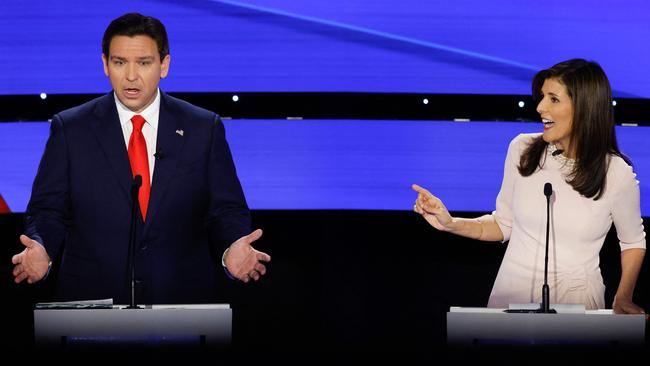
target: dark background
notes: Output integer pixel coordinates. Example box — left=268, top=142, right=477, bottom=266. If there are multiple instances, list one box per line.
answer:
left=1, top=211, right=648, bottom=360
left=2, top=92, right=650, bottom=124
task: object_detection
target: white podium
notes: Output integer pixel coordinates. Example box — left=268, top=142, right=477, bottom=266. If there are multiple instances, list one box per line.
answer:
left=34, top=304, right=232, bottom=349
left=447, top=306, right=646, bottom=347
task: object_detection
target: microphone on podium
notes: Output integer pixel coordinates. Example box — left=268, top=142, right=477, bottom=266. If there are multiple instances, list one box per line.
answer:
left=126, top=175, right=143, bottom=309
left=504, top=182, right=557, bottom=314
left=538, top=182, right=557, bottom=313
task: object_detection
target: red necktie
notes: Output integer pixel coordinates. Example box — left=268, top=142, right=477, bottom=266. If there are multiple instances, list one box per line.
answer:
left=128, top=115, right=150, bottom=220
left=0, top=193, right=10, bottom=213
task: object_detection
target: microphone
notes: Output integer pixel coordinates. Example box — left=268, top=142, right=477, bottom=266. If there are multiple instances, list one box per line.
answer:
left=552, top=149, right=564, bottom=156
left=505, top=183, right=557, bottom=314
left=544, top=182, right=552, bottom=197
left=539, top=182, right=556, bottom=313
left=154, top=149, right=164, bottom=160
left=126, top=175, right=142, bottom=309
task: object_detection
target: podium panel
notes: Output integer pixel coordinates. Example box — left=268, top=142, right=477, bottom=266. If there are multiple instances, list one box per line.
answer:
left=34, top=304, right=232, bottom=349
left=447, top=307, right=645, bottom=347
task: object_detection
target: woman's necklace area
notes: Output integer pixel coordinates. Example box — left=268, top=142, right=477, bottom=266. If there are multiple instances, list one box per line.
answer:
left=547, top=144, right=576, bottom=169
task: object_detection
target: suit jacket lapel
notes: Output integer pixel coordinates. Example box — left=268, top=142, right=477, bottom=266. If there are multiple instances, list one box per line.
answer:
left=90, top=93, right=133, bottom=202
left=144, top=92, right=185, bottom=233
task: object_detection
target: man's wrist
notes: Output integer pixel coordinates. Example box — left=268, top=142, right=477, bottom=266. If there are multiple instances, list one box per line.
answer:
left=221, top=247, right=237, bottom=280
left=222, top=247, right=229, bottom=267
left=43, top=261, right=53, bottom=280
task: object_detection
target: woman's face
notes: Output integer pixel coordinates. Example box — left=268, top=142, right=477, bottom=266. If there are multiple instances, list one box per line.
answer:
left=537, top=78, right=574, bottom=155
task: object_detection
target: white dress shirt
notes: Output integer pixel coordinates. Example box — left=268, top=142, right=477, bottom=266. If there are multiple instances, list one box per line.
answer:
left=114, top=89, right=160, bottom=183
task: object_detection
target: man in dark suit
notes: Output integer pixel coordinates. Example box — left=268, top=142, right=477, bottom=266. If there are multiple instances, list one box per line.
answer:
left=11, top=13, right=270, bottom=304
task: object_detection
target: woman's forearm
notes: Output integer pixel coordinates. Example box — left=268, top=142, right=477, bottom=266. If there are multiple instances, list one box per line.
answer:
left=446, top=216, right=504, bottom=242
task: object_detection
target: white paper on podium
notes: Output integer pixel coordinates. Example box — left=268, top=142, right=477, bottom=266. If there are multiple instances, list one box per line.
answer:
left=35, top=298, right=113, bottom=309
left=449, top=304, right=614, bottom=315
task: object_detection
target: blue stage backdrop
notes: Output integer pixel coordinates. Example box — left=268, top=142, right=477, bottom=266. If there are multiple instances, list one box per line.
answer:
left=1, top=120, right=648, bottom=216
left=1, top=0, right=649, bottom=96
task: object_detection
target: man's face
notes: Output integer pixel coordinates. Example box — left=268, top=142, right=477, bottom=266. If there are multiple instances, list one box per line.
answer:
left=102, top=35, right=170, bottom=113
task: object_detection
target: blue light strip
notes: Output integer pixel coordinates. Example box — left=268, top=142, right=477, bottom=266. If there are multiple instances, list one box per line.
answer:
left=209, top=0, right=540, bottom=72
left=2, top=119, right=647, bottom=216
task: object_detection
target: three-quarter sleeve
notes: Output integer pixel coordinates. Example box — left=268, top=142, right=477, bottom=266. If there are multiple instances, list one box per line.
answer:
left=492, top=134, right=525, bottom=243
left=610, top=158, right=646, bottom=251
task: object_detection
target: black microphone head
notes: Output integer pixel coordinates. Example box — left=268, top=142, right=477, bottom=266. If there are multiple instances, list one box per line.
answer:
left=544, top=182, right=552, bottom=197
left=132, top=174, right=142, bottom=189
left=551, top=149, right=564, bottom=156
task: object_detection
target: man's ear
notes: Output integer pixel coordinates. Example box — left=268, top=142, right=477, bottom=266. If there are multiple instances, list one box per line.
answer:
left=102, top=54, right=109, bottom=76
left=160, top=54, right=170, bottom=78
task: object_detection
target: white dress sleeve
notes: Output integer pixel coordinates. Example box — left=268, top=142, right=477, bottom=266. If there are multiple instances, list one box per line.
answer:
left=609, top=158, right=646, bottom=251
left=492, top=134, right=526, bottom=243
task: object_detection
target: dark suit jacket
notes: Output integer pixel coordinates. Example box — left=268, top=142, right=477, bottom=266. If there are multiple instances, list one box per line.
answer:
left=25, top=92, right=252, bottom=304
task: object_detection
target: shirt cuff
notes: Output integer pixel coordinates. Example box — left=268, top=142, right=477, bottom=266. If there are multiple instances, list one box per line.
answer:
left=222, top=247, right=236, bottom=280
left=43, top=261, right=53, bottom=280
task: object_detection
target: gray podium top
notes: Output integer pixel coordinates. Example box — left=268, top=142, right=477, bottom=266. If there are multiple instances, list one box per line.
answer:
left=34, top=304, right=232, bottom=349
left=447, top=306, right=646, bottom=347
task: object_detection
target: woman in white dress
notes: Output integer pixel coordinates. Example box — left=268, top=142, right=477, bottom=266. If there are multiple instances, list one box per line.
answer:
left=412, top=59, right=646, bottom=313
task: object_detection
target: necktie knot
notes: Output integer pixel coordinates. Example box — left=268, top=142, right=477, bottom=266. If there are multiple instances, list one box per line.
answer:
left=131, top=115, right=146, bottom=132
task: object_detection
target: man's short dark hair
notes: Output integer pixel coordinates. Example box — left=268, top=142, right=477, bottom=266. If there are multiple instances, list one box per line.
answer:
left=102, top=13, right=169, bottom=61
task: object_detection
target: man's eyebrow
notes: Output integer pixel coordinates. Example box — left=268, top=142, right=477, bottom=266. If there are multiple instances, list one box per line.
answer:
left=109, top=55, right=156, bottom=61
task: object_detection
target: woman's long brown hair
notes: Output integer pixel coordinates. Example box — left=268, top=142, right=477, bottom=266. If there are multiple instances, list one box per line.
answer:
left=518, top=59, right=630, bottom=200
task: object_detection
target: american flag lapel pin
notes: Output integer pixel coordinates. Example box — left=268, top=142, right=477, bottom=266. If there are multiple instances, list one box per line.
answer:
left=175, top=129, right=184, bottom=137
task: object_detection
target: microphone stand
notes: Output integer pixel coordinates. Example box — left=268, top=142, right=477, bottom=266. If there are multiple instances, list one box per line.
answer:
left=126, top=175, right=142, bottom=309
left=504, top=183, right=557, bottom=314
left=538, top=182, right=556, bottom=314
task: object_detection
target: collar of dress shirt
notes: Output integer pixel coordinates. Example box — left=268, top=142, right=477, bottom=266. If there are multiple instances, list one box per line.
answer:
left=114, top=89, right=161, bottom=132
